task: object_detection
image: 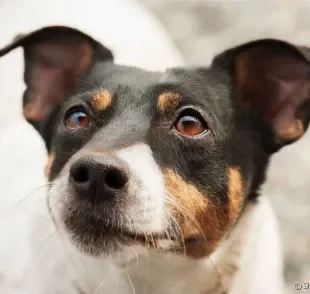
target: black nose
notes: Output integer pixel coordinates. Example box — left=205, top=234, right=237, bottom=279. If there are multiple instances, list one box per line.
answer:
left=69, top=155, right=129, bottom=204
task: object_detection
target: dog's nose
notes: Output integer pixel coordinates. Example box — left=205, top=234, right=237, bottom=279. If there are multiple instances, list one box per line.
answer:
left=69, top=155, right=129, bottom=204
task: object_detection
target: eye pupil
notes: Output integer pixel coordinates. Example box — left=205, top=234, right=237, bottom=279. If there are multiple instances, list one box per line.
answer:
left=174, top=112, right=207, bottom=136
left=65, top=110, right=90, bottom=129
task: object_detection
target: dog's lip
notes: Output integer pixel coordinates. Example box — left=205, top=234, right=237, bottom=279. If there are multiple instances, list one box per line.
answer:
left=119, top=230, right=169, bottom=246
left=67, top=212, right=172, bottom=247
left=91, top=219, right=168, bottom=244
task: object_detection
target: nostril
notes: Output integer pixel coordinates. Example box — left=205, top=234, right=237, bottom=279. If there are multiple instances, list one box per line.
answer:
left=71, top=164, right=89, bottom=183
left=69, top=156, right=129, bottom=203
left=104, top=168, right=128, bottom=190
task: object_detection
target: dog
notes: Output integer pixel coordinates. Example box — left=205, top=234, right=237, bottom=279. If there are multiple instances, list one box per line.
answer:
left=1, top=25, right=310, bottom=294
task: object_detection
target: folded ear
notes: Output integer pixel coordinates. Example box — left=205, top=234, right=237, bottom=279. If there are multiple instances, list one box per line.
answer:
left=0, top=26, right=113, bottom=131
left=212, top=39, right=310, bottom=152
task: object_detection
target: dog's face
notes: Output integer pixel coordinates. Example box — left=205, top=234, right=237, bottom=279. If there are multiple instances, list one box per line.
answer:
left=1, top=27, right=310, bottom=259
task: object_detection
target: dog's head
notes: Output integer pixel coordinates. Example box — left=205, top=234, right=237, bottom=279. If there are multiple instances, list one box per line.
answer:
left=1, top=26, right=310, bottom=258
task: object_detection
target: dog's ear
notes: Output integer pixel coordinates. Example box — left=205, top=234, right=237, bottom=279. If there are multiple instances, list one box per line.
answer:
left=0, top=26, right=113, bottom=132
left=212, top=40, right=310, bottom=152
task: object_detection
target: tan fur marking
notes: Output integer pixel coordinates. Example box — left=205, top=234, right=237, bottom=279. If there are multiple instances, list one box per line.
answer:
left=92, top=90, right=113, bottom=111
left=45, top=152, right=56, bottom=180
left=228, top=167, right=244, bottom=223
left=164, top=169, right=208, bottom=232
left=157, top=92, right=182, bottom=112
left=164, top=169, right=228, bottom=258
left=276, top=118, right=304, bottom=141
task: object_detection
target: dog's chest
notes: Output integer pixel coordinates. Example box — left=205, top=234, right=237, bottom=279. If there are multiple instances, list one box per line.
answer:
left=75, top=250, right=240, bottom=294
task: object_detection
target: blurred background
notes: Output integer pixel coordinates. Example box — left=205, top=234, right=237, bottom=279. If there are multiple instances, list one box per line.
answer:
left=137, top=1, right=310, bottom=293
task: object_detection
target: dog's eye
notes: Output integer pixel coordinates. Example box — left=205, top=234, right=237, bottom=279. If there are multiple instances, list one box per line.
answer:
left=64, top=109, right=90, bottom=129
left=174, top=110, right=208, bottom=137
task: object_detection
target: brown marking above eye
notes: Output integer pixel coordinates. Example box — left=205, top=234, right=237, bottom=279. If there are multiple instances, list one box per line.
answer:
left=92, top=89, right=112, bottom=111
left=45, top=152, right=56, bottom=181
left=157, top=92, right=182, bottom=112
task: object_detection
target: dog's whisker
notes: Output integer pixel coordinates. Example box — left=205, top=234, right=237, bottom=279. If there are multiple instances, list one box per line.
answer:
left=167, top=214, right=187, bottom=259
left=126, top=273, right=136, bottom=294
left=0, top=183, right=54, bottom=220
left=207, top=256, right=226, bottom=294
left=93, top=267, right=114, bottom=294
left=164, top=229, right=171, bottom=243
left=132, top=247, right=139, bottom=267
left=14, top=182, right=53, bottom=207
left=165, top=197, right=207, bottom=244
left=149, top=233, right=156, bottom=249
left=136, top=224, right=150, bottom=263
left=23, top=230, right=57, bottom=274
left=55, top=229, right=93, bottom=292
left=162, top=221, right=180, bottom=257
left=167, top=207, right=240, bottom=257
left=165, top=197, right=207, bottom=249
left=15, top=229, right=60, bottom=294
left=19, top=208, right=51, bottom=221
left=215, top=244, right=241, bottom=257
left=136, top=223, right=150, bottom=246
left=129, top=225, right=140, bottom=267
left=75, top=78, right=102, bottom=92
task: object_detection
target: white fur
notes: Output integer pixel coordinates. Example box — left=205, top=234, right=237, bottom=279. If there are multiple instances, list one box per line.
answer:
left=229, top=197, right=284, bottom=294
left=48, top=144, right=168, bottom=240
left=116, top=144, right=167, bottom=233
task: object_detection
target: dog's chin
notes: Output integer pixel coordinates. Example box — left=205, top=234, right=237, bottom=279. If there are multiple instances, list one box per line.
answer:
left=69, top=230, right=142, bottom=257
left=59, top=212, right=166, bottom=257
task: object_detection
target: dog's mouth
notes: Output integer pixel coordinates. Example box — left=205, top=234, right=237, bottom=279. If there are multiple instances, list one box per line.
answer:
left=62, top=210, right=173, bottom=254
left=118, top=230, right=170, bottom=248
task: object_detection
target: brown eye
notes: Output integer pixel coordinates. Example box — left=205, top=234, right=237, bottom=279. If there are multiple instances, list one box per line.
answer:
left=65, top=109, right=90, bottom=129
left=174, top=111, right=208, bottom=137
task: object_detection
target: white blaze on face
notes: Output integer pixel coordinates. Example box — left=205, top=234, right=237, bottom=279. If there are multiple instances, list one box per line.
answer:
left=116, top=143, right=167, bottom=234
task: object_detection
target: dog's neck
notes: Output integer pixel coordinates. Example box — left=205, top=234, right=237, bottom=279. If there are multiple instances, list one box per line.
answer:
left=65, top=196, right=283, bottom=294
